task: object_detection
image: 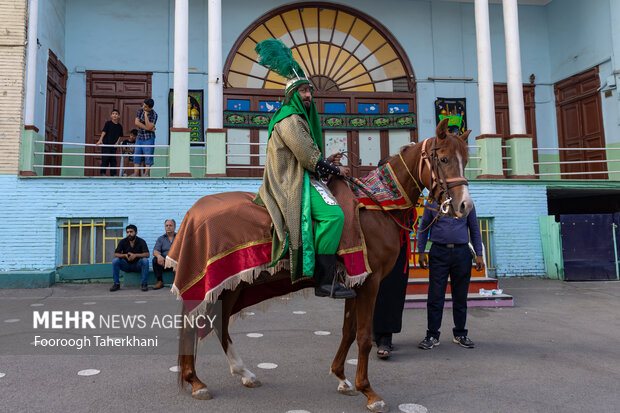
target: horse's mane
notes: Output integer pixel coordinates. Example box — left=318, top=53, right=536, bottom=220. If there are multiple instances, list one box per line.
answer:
left=393, top=133, right=468, bottom=162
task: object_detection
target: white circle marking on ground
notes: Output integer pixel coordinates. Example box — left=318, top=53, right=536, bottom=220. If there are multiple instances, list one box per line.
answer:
left=4, top=319, right=20, bottom=323
left=246, top=333, right=263, bottom=338
left=30, top=303, right=44, bottom=307
left=169, top=365, right=180, bottom=372
left=346, top=359, right=358, bottom=366
left=134, top=300, right=147, bottom=304
left=244, top=312, right=255, bottom=316
left=0, top=373, right=5, bottom=378
left=83, top=302, right=96, bottom=305
left=77, top=369, right=100, bottom=377
left=314, top=330, right=330, bottom=336
left=398, top=403, right=429, bottom=413
left=257, top=362, right=278, bottom=369
left=293, top=311, right=306, bottom=314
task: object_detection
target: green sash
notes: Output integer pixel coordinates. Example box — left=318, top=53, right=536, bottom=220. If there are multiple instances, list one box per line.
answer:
left=267, top=90, right=324, bottom=281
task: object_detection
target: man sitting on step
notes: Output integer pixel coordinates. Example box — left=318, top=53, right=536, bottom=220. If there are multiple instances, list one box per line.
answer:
left=109, top=224, right=150, bottom=292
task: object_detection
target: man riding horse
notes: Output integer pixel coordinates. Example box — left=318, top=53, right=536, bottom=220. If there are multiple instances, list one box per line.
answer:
left=253, top=39, right=356, bottom=299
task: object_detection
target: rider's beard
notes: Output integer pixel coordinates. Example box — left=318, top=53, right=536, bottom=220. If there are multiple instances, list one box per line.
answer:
left=128, top=235, right=136, bottom=241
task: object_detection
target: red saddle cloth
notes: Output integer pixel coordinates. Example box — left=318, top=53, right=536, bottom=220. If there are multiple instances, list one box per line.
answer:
left=168, top=178, right=370, bottom=316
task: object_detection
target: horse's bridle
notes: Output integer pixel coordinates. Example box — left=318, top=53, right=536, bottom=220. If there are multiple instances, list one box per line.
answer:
left=417, top=137, right=468, bottom=214
left=343, top=137, right=469, bottom=232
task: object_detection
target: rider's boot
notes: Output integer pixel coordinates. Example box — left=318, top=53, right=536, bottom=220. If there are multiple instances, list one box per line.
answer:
left=314, top=254, right=356, bottom=299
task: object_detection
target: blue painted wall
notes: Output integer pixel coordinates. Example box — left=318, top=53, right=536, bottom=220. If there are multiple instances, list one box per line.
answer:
left=471, top=182, right=547, bottom=277
left=29, top=0, right=620, bottom=154
left=37, top=0, right=558, bottom=148
left=545, top=0, right=618, bottom=148
left=546, top=0, right=612, bottom=82
left=0, top=175, right=260, bottom=271
left=30, top=0, right=66, bottom=133
left=0, top=176, right=546, bottom=277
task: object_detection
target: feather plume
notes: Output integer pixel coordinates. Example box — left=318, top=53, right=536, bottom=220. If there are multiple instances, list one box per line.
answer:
left=255, top=39, right=306, bottom=80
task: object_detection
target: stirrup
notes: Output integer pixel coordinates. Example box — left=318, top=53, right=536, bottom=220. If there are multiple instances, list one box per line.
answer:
left=327, top=275, right=356, bottom=299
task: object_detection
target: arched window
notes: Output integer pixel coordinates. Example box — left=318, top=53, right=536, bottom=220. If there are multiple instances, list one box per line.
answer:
left=223, top=2, right=417, bottom=177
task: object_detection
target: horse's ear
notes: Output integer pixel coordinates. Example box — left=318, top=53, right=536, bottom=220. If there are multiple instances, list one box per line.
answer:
left=459, top=130, right=472, bottom=142
left=436, top=118, right=449, bottom=140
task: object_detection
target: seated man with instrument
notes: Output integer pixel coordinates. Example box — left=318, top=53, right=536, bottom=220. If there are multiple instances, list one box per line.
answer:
left=253, top=39, right=355, bottom=299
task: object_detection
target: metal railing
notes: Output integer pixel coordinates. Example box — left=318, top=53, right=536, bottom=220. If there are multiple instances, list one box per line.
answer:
left=33, top=141, right=170, bottom=176
left=532, top=147, right=619, bottom=178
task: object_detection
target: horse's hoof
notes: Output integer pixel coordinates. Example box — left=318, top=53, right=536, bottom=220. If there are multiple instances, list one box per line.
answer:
left=242, top=377, right=262, bottom=388
left=337, top=379, right=358, bottom=396
left=367, top=400, right=389, bottom=412
left=192, top=387, right=212, bottom=400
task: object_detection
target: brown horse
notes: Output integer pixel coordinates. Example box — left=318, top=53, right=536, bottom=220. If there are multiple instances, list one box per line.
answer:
left=175, top=119, right=472, bottom=412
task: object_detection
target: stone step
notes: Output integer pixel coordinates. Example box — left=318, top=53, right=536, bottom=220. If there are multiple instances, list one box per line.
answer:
left=409, top=265, right=487, bottom=278
left=406, top=277, right=499, bottom=295
left=404, top=292, right=514, bottom=308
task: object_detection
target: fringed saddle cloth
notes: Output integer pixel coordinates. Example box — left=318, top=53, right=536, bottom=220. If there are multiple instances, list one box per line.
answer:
left=167, top=178, right=371, bottom=316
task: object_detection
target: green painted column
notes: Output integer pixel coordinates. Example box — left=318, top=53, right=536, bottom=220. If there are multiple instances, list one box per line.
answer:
left=505, top=135, right=535, bottom=178
left=19, top=127, right=42, bottom=176
left=61, top=145, right=85, bottom=177
left=168, top=129, right=191, bottom=177
left=476, top=135, right=504, bottom=178
left=205, top=128, right=227, bottom=177
left=606, top=142, right=620, bottom=181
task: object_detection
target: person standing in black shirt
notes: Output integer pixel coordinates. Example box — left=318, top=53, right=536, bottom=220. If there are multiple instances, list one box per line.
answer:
left=97, top=109, right=124, bottom=176
left=109, top=224, right=150, bottom=292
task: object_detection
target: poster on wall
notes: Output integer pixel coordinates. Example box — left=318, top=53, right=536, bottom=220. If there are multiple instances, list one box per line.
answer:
left=435, top=98, right=467, bottom=134
left=169, top=90, right=204, bottom=143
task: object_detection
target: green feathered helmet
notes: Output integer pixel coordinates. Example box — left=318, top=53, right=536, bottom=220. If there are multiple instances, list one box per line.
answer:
left=255, top=39, right=311, bottom=97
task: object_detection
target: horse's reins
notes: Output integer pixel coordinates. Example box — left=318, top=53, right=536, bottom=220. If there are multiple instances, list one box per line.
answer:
left=343, top=137, right=469, bottom=234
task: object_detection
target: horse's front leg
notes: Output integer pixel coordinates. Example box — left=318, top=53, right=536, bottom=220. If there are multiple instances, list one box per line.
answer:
left=355, top=277, right=388, bottom=413
left=218, top=287, right=262, bottom=388
left=331, top=296, right=358, bottom=396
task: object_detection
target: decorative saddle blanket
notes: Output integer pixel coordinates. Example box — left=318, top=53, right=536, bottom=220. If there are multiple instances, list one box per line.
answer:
left=167, top=178, right=370, bottom=316
left=347, top=162, right=414, bottom=210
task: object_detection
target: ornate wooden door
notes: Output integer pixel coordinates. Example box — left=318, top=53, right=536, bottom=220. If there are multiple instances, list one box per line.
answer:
left=85, top=72, right=152, bottom=176
left=44, top=51, right=67, bottom=176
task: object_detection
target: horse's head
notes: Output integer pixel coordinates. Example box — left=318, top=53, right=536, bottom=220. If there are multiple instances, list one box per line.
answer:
left=419, top=118, right=473, bottom=218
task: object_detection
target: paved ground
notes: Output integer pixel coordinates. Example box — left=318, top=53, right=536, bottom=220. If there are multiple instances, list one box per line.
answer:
left=0, top=277, right=619, bottom=413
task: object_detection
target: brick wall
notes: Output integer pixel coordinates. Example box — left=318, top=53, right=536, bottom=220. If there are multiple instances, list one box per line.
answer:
left=470, top=183, right=548, bottom=277
left=0, top=176, right=547, bottom=276
left=0, top=0, right=26, bottom=174
left=0, top=176, right=261, bottom=271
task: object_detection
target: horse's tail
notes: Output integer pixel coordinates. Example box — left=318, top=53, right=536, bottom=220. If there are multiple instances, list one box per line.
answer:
left=177, top=305, right=198, bottom=389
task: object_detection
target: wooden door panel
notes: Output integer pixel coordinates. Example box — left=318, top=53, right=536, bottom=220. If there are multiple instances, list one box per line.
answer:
left=560, top=104, right=581, bottom=143
left=580, top=76, right=600, bottom=94
left=121, top=82, right=149, bottom=95
left=87, top=100, right=116, bottom=173
left=495, top=110, right=509, bottom=137
left=119, top=100, right=143, bottom=133
left=555, top=67, right=606, bottom=179
left=92, top=100, right=116, bottom=143
left=44, top=51, right=67, bottom=176
left=494, top=84, right=538, bottom=174
left=581, top=96, right=602, bottom=137
left=91, top=81, right=119, bottom=95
